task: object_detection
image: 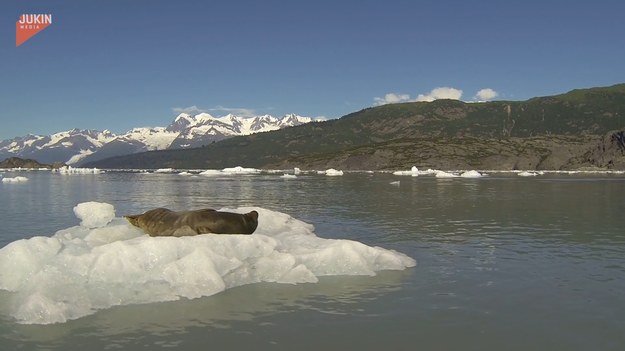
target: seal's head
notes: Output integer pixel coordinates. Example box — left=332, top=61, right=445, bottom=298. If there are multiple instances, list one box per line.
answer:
left=245, top=210, right=259, bottom=233
left=124, top=214, right=141, bottom=228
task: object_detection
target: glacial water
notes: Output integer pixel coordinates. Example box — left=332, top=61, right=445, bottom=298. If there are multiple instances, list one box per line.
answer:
left=0, top=170, right=624, bottom=350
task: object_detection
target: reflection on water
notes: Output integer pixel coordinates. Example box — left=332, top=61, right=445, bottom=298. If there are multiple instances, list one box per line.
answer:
left=3, top=271, right=409, bottom=350
left=1, top=171, right=625, bottom=350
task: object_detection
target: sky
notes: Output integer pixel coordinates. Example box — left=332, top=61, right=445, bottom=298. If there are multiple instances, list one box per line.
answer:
left=1, top=0, right=624, bottom=140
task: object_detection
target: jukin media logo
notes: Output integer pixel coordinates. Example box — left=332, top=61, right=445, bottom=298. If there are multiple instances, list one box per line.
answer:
left=16, top=14, right=52, bottom=47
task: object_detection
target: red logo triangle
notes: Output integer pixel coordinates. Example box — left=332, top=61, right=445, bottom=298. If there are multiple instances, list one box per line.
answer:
left=16, top=14, right=52, bottom=47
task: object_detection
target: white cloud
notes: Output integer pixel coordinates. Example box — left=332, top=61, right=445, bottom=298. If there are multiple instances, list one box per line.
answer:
left=172, top=105, right=207, bottom=115
left=209, top=105, right=257, bottom=117
left=373, top=87, right=464, bottom=106
left=474, top=88, right=499, bottom=101
left=373, top=93, right=411, bottom=106
left=415, top=87, right=463, bottom=102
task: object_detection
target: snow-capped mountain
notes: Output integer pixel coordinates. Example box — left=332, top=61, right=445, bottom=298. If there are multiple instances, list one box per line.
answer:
left=0, top=114, right=318, bottom=166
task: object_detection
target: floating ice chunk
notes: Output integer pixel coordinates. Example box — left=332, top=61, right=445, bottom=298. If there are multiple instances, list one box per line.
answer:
left=154, top=168, right=175, bottom=173
left=73, top=202, right=116, bottom=229
left=56, top=166, right=103, bottom=174
left=460, top=170, right=483, bottom=178
left=221, top=166, right=261, bottom=174
left=325, top=168, right=344, bottom=176
left=178, top=171, right=192, bottom=176
left=199, top=169, right=222, bottom=176
left=518, top=171, right=538, bottom=177
left=390, top=181, right=400, bottom=186
left=294, top=167, right=301, bottom=175
left=0, top=204, right=415, bottom=324
left=2, top=176, right=29, bottom=183
left=393, top=166, right=419, bottom=176
left=434, top=170, right=459, bottom=178
left=280, top=174, right=297, bottom=179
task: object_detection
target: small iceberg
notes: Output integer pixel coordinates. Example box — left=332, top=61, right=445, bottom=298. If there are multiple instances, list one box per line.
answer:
left=199, top=169, right=222, bottom=176
left=393, top=166, right=419, bottom=176
left=221, top=166, right=261, bottom=175
left=280, top=174, right=297, bottom=179
left=434, top=170, right=459, bottom=178
left=56, top=166, right=103, bottom=174
left=518, top=171, right=538, bottom=177
left=325, top=168, right=344, bottom=176
left=154, top=168, right=175, bottom=173
left=1, top=176, right=29, bottom=183
left=460, top=170, right=484, bottom=178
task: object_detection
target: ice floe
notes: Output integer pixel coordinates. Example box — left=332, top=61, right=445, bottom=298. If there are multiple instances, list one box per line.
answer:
left=460, top=170, right=484, bottom=178
left=1, top=176, right=29, bottom=183
left=324, top=168, right=344, bottom=176
left=518, top=171, right=538, bottom=177
left=393, top=166, right=419, bottom=176
left=0, top=202, right=416, bottom=324
left=56, top=166, right=103, bottom=174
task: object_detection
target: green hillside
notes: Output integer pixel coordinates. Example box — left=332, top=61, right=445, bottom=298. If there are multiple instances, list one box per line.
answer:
left=86, top=84, right=625, bottom=170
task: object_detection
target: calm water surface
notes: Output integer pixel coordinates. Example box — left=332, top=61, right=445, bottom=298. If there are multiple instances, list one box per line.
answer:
left=1, top=170, right=624, bottom=350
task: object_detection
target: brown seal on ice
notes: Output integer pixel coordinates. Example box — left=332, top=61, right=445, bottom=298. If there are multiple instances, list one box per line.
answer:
left=124, top=208, right=259, bottom=237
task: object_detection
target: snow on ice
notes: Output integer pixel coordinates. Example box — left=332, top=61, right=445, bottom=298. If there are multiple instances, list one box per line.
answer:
left=0, top=202, right=416, bottom=324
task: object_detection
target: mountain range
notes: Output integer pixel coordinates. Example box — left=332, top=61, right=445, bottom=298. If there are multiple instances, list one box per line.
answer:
left=0, top=113, right=316, bottom=165
left=83, top=83, right=625, bottom=171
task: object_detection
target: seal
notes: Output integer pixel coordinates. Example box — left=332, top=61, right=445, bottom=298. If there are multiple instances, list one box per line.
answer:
left=124, top=208, right=259, bottom=237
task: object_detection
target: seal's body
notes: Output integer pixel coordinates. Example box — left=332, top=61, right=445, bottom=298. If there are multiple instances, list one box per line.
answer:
left=124, top=208, right=259, bottom=237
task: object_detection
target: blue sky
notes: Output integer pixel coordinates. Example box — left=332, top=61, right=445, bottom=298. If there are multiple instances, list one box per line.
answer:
left=1, top=0, right=624, bottom=139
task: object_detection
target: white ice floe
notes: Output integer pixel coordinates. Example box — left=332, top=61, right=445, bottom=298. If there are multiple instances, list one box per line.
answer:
left=198, top=169, right=222, bottom=176
left=198, top=167, right=261, bottom=176
left=221, top=166, right=261, bottom=175
left=294, top=167, right=301, bottom=175
left=325, top=168, right=344, bottom=176
left=460, top=170, right=484, bottom=178
left=393, top=166, right=419, bottom=176
left=518, top=171, right=538, bottom=177
left=1, top=176, right=29, bottom=183
left=0, top=202, right=415, bottom=324
left=434, top=170, right=459, bottom=178
left=280, top=174, right=297, bottom=179
left=389, top=181, right=400, bottom=186
left=56, top=166, right=103, bottom=174
left=154, top=168, right=175, bottom=173
left=178, top=171, right=192, bottom=176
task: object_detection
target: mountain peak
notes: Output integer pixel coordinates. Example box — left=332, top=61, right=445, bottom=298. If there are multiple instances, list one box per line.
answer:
left=1, top=111, right=316, bottom=165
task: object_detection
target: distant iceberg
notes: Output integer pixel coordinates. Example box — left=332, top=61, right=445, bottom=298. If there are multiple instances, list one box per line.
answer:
left=55, top=166, right=103, bottom=174
left=324, top=168, right=344, bottom=176
left=198, top=166, right=261, bottom=176
left=393, top=166, right=419, bottom=176
left=518, top=171, right=538, bottom=177
left=154, top=168, right=175, bottom=173
left=1, top=176, right=29, bottom=183
left=221, top=166, right=261, bottom=174
left=0, top=202, right=416, bottom=325
left=434, top=170, right=459, bottom=178
left=460, top=170, right=484, bottom=178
